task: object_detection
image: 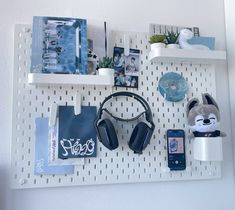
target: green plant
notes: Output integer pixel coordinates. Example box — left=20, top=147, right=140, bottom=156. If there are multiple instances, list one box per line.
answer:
left=165, top=31, right=179, bottom=44
left=98, top=56, right=114, bottom=68
left=149, top=34, right=166, bottom=44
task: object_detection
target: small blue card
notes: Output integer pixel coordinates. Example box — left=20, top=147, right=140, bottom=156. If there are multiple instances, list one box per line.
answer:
left=34, top=117, right=74, bottom=175
left=58, top=106, right=97, bottom=159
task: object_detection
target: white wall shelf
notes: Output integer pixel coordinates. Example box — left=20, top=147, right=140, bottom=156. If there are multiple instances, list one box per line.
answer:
left=148, top=48, right=226, bottom=63
left=28, top=73, right=114, bottom=86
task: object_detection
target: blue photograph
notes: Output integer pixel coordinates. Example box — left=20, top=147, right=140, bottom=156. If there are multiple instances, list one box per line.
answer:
left=31, top=16, right=88, bottom=74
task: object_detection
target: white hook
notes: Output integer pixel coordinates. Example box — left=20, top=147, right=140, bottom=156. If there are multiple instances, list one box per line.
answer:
left=163, top=93, right=167, bottom=99
left=49, top=103, right=58, bottom=127
left=124, top=34, right=130, bottom=56
left=19, top=178, right=27, bottom=185
left=186, top=166, right=192, bottom=172
left=74, top=92, right=82, bottom=115
left=161, top=166, right=171, bottom=173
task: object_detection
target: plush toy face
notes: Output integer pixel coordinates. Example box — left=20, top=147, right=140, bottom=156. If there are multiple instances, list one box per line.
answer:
left=190, top=112, right=218, bottom=133
left=187, top=93, right=220, bottom=135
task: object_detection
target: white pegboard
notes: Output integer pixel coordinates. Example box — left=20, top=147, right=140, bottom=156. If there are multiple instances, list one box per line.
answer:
left=11, top=24, right=221, bottom=189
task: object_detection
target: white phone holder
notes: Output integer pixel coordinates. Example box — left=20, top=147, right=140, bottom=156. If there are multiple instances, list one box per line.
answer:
left=193, top=137, right=223, bottom=161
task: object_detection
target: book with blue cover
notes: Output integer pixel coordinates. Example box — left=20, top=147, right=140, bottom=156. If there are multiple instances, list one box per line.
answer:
left=34, top=117, right=74, bottom=175
left=58, top=106, right=97, bottom=159
left=188, top=36, right=215, bottom=50
left=31, top=16, right=88, bottom=74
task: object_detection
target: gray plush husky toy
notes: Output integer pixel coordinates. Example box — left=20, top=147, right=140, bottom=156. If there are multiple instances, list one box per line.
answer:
left=186, top=93, right=226, bottom=138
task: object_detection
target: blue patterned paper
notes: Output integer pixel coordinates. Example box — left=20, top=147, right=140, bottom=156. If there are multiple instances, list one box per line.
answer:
left=34, top=118, right=74, bottom=175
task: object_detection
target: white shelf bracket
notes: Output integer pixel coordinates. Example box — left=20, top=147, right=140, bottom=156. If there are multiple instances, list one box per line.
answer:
left=74, top=92, right=82, bottom=115
left=124, top=34, right=130, bottom=56
left=49, top=103, right=58, bottom=127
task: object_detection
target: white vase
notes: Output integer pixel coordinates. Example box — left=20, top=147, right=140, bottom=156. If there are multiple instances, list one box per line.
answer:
left=166, top=44, right=180, bottom=49
left=193, top=137, right=223, bottom=161
left=98, top=68, right=114, bottom=76
left=150, top=43, right=165, bottom=50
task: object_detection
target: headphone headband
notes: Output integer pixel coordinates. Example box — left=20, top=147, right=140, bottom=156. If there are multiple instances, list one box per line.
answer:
left=97, top=91, right=153, bottom=124
left=95, top=91, right=155, bottom=154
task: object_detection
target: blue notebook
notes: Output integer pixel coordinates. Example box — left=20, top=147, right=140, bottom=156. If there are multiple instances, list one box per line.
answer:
left=34, top=117, right=74, bottom=175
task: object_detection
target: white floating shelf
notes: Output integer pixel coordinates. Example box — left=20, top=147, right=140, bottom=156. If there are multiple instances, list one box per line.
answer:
left=148, top=48, right=226, bottom=63
left=28, top=73, right=114, bottom=86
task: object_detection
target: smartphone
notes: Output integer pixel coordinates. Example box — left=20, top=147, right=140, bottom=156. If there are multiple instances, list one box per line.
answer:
left=167, top=129, right=186, bottom=171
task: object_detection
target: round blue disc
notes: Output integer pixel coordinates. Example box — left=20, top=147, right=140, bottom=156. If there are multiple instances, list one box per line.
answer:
left=158, top=72, right=188, bottom=102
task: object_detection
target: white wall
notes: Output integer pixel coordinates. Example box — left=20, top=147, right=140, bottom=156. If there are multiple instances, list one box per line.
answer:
left=224, top=0, right=235, bottom=169
left=0, top=0, right=235, bottom=210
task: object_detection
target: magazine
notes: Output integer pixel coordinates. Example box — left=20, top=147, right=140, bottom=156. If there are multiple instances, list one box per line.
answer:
left=31, top=16, right=88, bottom=74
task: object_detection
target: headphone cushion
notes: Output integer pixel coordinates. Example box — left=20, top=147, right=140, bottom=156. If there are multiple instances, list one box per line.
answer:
left=97, top=119, right=119, bottom=150
left=129, top=122, right=152, bottom=153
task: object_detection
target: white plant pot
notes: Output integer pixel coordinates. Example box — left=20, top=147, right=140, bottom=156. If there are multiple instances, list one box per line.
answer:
left=98, top=68, right=114, bottom=76
left=193, top=137, right=223, bottom=161
left=166, top=44, right=180, bottom=49
left=150, top=43, right=165, bottom=50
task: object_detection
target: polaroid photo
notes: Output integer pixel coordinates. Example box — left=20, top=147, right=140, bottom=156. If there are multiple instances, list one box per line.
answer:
left=125, top=49, right=140, bottom=76
left=113, top=47, right=125, bottom=72
left=113, top=47, right=140, bottom=89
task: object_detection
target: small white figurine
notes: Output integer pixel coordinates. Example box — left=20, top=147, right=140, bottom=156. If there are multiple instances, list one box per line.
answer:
left=179, top=29, right=210, bottom=50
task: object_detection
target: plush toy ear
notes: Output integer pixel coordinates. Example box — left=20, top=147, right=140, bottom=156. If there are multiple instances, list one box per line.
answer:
left=202, top=93, right=219, bottom=110
left=186, top=98, right=199, bottom=117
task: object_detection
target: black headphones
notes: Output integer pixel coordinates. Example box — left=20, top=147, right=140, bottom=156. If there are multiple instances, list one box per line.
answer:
left=95, top=91, right=155, bottom=154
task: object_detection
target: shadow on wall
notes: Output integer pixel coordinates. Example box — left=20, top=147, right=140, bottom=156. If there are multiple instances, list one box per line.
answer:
left=0, top=165, right=11, bottom=210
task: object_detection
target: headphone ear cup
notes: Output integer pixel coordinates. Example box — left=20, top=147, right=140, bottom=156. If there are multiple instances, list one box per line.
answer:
left=129, top=122, right=152, bottom=153
left=97, top=119, right=119, bottom=150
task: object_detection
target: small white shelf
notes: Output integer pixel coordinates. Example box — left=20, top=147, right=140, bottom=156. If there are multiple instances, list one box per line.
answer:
left=28, top=73, right=114, bottom=86
left=193, top=137, right=223, bottom=161
left=148, top=48, right=226, bottom=63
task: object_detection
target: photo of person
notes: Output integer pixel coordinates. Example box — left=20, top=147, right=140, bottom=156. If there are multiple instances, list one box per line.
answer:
left=125, top=53, right=140, bottom=76
left=113, top=47, right=125, bottom=72
left=115, top=70, right=126, bottom=86
left=113, top=47, right=140, bottom=88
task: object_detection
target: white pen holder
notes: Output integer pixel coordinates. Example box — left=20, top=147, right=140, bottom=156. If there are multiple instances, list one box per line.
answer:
left=193, top=137, right=223, bottom=161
